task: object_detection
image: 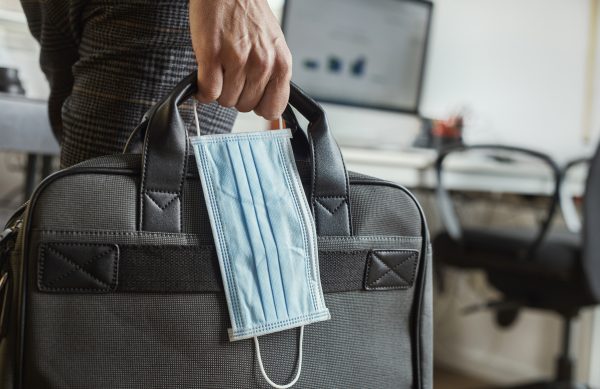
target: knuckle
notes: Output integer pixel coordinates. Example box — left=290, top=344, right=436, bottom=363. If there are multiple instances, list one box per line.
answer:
left=218, top=100, right=234, bottom=108
left=196, top=70, right=222, bottom=102
left=217, top=96, right=235, bottom=108
left=255, top=109, right=270, bottom=120
left=236, top=103, right=253, bottom=113
left=199, top=44, right=219, bottom=58
left=265, top=112, right=279, bottom=121
left=198, top=81, right=221, bottom=101
left=273, top=101, right=287, bottom=117
left=225, top=50, right=248, bottom=68
left=197, top=85, right=220, bottom=102
left=274, top=65, right=291, bottom=83
left=274, top=51, right=292, bottom=75
left=258, top=106, right=278, bottom=120
left=252, top=49, right=274, bottom=73
left=237, top=94, right=259, bottom=113
left=201, top=87, right=220, bottom=100
left=254, top=56, right=271, bottom=74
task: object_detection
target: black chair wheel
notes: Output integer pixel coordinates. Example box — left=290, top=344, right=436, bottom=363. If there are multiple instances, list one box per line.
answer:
left=495, top=307, right=520, bottom=328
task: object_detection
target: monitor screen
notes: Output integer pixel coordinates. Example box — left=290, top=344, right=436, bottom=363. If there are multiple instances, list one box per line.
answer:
left=282, top=0, right=432, bottom=113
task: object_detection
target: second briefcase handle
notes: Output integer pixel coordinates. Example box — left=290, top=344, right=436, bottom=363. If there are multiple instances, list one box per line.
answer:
left=138, top=71, right=352, bottom=237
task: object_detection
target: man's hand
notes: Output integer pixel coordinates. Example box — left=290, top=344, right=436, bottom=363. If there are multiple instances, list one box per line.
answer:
left=189, top=0, right=292, bottom=120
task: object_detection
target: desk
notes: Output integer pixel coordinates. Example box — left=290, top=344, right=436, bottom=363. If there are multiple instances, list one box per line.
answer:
left=0, top=99, right=587, bottom=199
left=0, top=94, right=59, bottom=155
left=341, top=147, right=586, bottom=197
left=0, top=94, right=59, bottom=199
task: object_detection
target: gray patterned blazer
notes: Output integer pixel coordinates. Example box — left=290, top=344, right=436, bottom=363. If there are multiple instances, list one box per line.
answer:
left=21, top=0, right=236, bottom=168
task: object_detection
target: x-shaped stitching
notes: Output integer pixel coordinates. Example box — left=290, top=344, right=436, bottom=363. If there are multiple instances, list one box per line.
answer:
left=45, top=245, right=113, bottom=288
left=370, top=252, right=416, bottom=286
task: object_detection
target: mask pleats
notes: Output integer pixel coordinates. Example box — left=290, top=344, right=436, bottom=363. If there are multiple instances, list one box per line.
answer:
left=241, top=140, right=291, bottom=321
left=191, top=130, right=330, bottom=341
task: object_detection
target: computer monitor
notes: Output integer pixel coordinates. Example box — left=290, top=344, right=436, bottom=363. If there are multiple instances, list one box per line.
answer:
left=282, top=0, right=432, bottom=114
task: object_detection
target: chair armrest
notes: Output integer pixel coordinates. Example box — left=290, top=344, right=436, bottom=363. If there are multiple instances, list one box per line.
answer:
left=560, top=158, right=589, bottom=234
left=435, top=144, right=561, bottom=258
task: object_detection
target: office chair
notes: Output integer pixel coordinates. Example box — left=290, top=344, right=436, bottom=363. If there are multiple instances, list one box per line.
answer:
left=433, top=144, right=599, bottom=389
left=560, top=158, right=589, bottom=235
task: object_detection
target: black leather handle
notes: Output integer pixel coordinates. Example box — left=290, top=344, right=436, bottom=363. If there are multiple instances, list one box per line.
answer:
left=124, top=91, right=309, bottom=157
left=139, top=72, right=352, bottom=236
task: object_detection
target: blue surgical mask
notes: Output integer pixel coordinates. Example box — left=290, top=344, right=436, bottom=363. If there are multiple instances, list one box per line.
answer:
left=191, top=117, right=330, bottom=388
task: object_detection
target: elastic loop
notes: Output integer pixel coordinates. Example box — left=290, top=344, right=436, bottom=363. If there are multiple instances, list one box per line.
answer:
left=192, top=99, right=201, bottom=136
left=254, top=326, right=304, bottom=389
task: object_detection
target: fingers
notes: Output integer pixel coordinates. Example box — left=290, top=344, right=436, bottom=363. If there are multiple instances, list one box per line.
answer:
left=236, top=50, right=273, bottom=113
left=254, top=49, right=292, bottom=120
left=197, top=46, right=292, bottom=120
left=190, top=0, right=292, bottom=119
left=217, top=48, right=248, bottom=108
left=196, top=59, right=223, bottom=104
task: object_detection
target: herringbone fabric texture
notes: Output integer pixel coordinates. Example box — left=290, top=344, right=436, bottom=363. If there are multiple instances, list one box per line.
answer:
left=21, top=0, right=236, bottom=167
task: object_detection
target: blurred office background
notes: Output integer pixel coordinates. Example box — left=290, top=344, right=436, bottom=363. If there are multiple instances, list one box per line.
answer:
left=1, top=0, right=599, bottom=387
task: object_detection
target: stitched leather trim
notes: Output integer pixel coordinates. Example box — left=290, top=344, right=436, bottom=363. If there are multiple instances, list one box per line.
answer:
left=314, top=197, right=347, bottom=215
left=144, top=190, right=180, bottom=210
left=38, top=243, right=119, bottom=293
left=364, top=249, right=419, bottom=290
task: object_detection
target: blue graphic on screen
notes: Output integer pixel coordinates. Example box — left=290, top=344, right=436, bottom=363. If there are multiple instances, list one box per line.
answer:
left=302, top=55, right=368, bottom=78
left=350, top=57, right=367, bottom=77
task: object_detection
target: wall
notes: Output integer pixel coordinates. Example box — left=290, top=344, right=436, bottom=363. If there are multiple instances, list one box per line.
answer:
left=420, top=0, right=598, bottom=163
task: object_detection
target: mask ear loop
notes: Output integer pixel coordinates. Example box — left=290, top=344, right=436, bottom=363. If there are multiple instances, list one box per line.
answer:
left=192, top=98, right=201, bottom=136
left=254, top=326, right=304, bottom=389
left=278, top=116, right=284, bottom=130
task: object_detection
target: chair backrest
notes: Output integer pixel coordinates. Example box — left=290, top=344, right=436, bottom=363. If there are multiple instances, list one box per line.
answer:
left=583, top=142, right=600, bottom=303
left=435, top=145, right=561, bottom=257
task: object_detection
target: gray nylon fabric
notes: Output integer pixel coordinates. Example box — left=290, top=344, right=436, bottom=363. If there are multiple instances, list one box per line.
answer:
left=72, top=153, right=142, bottom=169
left=33, top=173, right=138, bottom=231
left=182, top=179, right=214, bottom=236
left=32, top=154, right=422, bottom=238
left=2, top=152, right=431, bottom=388
left=24, top=292, right=413, bottom=389
left=350, top=184, right=421, bottom=236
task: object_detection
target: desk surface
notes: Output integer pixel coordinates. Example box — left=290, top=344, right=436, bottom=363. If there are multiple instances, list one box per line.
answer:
left=341, top=146, right=587, bottom=196
left=0, top=94, right=59, bottom=155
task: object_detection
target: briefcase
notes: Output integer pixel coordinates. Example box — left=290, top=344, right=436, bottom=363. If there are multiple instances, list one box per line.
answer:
left=0, top=73, right=432, bottom=388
